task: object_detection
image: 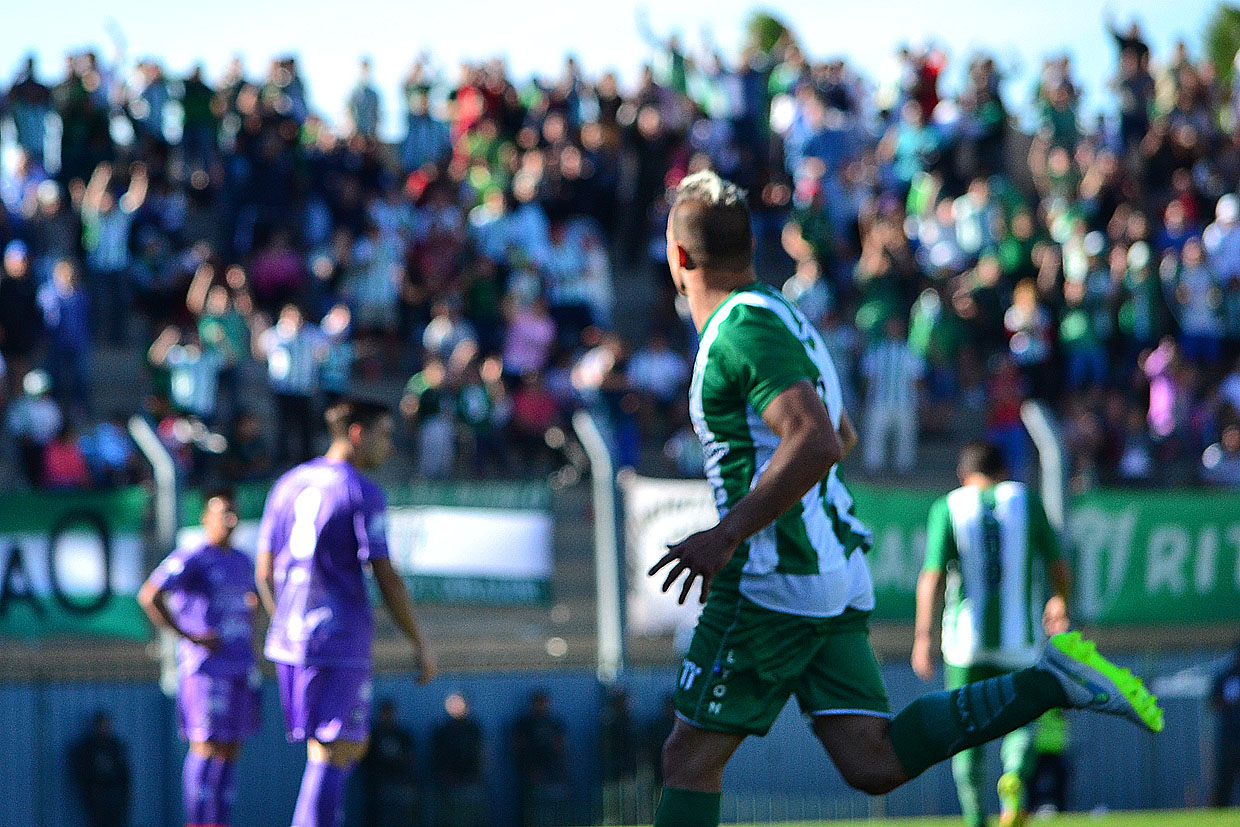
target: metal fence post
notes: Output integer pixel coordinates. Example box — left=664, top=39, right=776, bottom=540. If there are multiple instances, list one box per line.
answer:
left=1020, top=400, right=1067, bottom=532
left=571, top=411, right=625, bottom=685
left=127, top=416, right=181, bottom=702
left=127, top=415, right=182, bottom=827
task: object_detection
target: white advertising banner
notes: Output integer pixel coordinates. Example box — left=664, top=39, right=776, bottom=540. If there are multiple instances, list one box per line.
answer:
left=178, top=506, right=553, bottom=605
left=619, top=471, right=719, bottom=637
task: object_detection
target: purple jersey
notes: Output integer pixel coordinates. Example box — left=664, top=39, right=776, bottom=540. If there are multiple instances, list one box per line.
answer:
left=147, top=544, right=256, bottom=677
left=259, top=458, right=389, bottom=668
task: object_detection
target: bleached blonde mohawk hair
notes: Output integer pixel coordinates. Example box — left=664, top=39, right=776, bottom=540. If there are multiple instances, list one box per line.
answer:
left=675, top=169, right=748, bottom=208
left=671, top=169, right=754, bottom=273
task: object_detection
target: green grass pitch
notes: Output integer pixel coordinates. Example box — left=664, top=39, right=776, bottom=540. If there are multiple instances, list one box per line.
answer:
left=601, top=811, right=1240, bottom=827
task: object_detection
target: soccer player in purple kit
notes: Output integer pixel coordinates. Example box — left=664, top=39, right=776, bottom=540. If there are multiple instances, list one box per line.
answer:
left=256, top=397, right=437, bottom=827
left=139, top=488, right=260, bottom=827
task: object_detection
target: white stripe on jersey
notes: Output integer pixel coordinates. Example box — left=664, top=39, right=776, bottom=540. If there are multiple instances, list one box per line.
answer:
left=942, top=481, right=1042, bottom=669
left=690, top=287, right=872, bottom=618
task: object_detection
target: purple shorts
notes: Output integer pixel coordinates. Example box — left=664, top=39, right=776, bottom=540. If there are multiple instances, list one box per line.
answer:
left=276, top=663, right=372, bottom=743
left=178, top=670, right=261, bottom=743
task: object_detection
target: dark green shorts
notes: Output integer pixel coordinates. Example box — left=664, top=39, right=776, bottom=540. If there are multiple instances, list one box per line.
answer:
left=673, top=594, right=890, bottom=736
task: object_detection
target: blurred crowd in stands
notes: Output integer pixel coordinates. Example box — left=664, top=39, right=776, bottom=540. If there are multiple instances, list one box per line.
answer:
left=6, top=12, right=1240, bottom=493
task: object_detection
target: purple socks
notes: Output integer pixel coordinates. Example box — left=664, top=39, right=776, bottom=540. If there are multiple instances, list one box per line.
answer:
left=183, top=750, right=210, bottom=825
left=204, top=757, right=236, bottom=825
left=184, top=751, right=238, bottom=826
left=291, top=759, right=349, bottom=827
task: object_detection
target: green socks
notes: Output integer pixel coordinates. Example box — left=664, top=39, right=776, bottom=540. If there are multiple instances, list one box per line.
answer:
left=890, top=666, right=1067, bottom=779
left=951, top=746, right=987, bottom=827
left=653, top=787, right=722, bottom=827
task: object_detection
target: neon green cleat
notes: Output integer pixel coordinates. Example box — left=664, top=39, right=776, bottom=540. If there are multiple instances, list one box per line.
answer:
left=1038, top=630, right=1164, bottom=733
left=997, top=771, right=1025, bottom=827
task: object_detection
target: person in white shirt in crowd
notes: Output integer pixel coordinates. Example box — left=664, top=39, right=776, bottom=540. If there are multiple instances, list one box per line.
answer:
left=1203, top=422, right=1240, bottom=488
left=341, top=223, right=404, bottom=336
left=781, top=258, right=832, bottom=330
left=1163, top=237, right=1225, bottom=365
left=544, top=221, right=593, bottom=348
left=579, top=228, right=615, bottom=330
left=1203, top=194, right=1240, bottom=339
left=5, top=369, right=62, bottom=485
left=319, top=304, right=356, bottom=405
left=627, top=331, right=689, bottom=412
left=255, top=304, right=325, bottom=467
left=953, top=177, right=1001, bottom=261
left=423, top=297, right=478, bottom=367
left=862, top=316, right=925, bottom=475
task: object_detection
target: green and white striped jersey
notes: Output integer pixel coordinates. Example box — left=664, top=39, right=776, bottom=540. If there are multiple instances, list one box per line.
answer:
left=690, top=282, right=874, bottom=618
left=923, top=481, right=1061, bottom=669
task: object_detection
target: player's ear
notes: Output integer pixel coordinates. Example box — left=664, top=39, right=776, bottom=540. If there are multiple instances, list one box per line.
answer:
left=677, top=244, right=690, bottom=270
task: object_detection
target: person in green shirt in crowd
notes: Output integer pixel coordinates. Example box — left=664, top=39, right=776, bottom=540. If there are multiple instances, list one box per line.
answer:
left=998, top=210, right=1041, bottom=283
left=178, top=65, right=219, bottom=174
left=1059, top=280, right=1107, bottom=391
left=400, top=357, right=455, bottom=480
left=909, top=285, right=966, bottom=433
left=188, top=263, right=253, bottom=424
left=1118, top=241, right=1167, bottom=362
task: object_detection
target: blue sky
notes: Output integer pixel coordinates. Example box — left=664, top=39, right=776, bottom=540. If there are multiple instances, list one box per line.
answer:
left=1, top=0, right=1220, bottom=139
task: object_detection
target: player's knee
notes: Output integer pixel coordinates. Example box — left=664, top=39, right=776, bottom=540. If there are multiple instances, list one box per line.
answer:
left=199, top=740, right=240, bottom=760
left=660, top=728, right=692, bottom=783
left=310, top=738, right=368, bottom=768
left=660, top=727, right=720, bottom=789
left=839, top=763, right=901, bottom=796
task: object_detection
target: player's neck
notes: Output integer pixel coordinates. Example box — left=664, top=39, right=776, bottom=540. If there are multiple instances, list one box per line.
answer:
left=689, top=272, right=756, bottom=332
left=324, top=440, right=356, bottom=466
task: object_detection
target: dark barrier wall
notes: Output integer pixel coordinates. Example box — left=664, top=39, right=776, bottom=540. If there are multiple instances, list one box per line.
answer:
left=0, top=650, right=1222, bottom=827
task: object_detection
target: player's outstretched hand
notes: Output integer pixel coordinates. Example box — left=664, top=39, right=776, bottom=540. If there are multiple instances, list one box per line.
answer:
left=188, top=629, right=221, bottom=651
left=648, top=526, right=738, bottom=605
left=414, top=647, right=438, bottom=685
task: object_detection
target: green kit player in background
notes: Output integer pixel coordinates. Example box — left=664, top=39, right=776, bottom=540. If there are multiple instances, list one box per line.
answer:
left=914, top=441, right=1073, bottom=827
left=647, top=170, right=1164, bottom=827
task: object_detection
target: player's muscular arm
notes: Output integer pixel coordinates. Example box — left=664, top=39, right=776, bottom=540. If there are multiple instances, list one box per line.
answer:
left=650, top=380, right=842, bottom=603
left=912, top=569, right=945, bottom=680
left=254, top=551, right=277, bottom=616
left=370, top=557, right=437, bottom=684
left=718, top=380, right=842, bottom=546
left=838, top=408, right=858, bottom=459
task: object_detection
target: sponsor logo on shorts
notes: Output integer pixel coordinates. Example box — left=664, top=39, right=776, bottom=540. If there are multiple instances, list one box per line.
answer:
left=678, top=660, right=703, bottom=690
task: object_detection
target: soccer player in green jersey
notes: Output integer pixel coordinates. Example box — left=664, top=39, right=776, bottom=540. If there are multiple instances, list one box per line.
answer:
left=647, top=170, right=1163, bottom=827
left=914, top=441, right=1073, bottom=827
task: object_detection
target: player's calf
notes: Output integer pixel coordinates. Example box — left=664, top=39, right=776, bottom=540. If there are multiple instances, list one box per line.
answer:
left=812, top=714, right=908, bottom=796
left=660, top=720, right=743, bottom=792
